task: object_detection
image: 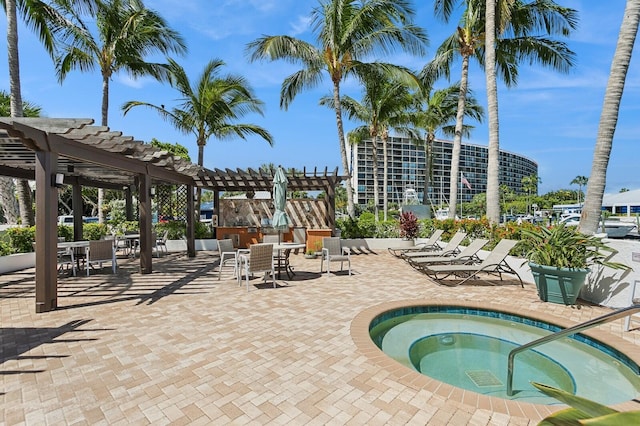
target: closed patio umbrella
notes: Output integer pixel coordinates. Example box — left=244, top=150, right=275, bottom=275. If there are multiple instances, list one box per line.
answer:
left=272, top=166, right=291, bottom=243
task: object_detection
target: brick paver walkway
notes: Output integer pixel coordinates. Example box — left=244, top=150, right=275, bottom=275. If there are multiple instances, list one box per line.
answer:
left=1, top=250, right=639, bottom=425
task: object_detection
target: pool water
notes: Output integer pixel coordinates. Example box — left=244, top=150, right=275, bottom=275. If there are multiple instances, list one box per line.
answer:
left=370, top=309, right=640, bottom=405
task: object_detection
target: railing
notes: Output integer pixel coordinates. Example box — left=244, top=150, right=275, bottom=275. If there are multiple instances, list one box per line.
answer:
left=506, top=304, right=640, bottom=396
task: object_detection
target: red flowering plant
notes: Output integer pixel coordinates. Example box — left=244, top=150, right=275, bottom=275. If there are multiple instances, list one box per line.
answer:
left=399, top=211, right=419, bottom=240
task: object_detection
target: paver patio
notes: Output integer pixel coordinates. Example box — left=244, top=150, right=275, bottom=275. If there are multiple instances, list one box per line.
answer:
left=1, top=250, right=639, bottom=425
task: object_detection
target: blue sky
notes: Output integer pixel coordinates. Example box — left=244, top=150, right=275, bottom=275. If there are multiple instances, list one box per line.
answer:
left=1, top=0, right=638, bottom=195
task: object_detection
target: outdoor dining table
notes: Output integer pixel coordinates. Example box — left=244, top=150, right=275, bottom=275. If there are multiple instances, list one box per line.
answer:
left=57, top=240, right=90, bottom=274
left=116, top=234, right=140, bottom=257
left=272, top=243, right=306, bottom=279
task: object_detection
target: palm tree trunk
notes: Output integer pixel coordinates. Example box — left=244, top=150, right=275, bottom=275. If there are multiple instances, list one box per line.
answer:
left=0, top=177, right=19, bottom=224
left=485, top=0, right=501, bottom=224
left=7, top=0, right=34, bottom=226
left=581, top=0, right=640, bottom=235
left=371, top=136, right=379, bottom=222
left=448, top=54, right=470, bottom=219
left=7, top=0, right=22, bottom=117
left=98, top=76, right=111, bottom=224
left=422, top=134, right=433, bottom=211
left=332, top=81, right=356, bottom=219
left=382, top=129, right=389, bottom=221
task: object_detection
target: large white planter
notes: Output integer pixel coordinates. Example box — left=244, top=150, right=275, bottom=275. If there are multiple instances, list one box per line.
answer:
left=0, top=252, right=36, bottom=274
left=341, top=238, right=414, bottom=252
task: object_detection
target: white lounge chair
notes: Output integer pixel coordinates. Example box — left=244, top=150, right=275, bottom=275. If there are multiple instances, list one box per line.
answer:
left=402, top=231, right=467, bottom=259
left=420, top=239, right=523, bottom=287
left=388, top=229, right=444, bottom=257
left=407, top=238, right=489, bottom=271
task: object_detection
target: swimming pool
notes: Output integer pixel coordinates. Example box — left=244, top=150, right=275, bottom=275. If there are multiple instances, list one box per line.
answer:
left=368, top=305, right=640, bottom=405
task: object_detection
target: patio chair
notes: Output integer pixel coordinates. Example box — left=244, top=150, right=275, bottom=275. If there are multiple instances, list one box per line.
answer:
left=402, top=231, right=467, bottom=259
left=320, top=237, right=351, bottom=276
left=217, top=239, right=238, bottom=280
left=407, top=238, right=489, bottom=271
left=85, top=240, right=117, bottom=276
left=388, top=229, right=444, bottom=257
left=419, top=239, right=523, bottom=287
left=155, top=230, right=169, bottom=256
left=238, top=243, right=276, bottom=291
left=57, top=246, right=77, bottom=276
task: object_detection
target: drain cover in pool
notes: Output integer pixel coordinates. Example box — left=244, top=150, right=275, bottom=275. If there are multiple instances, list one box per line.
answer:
left=466, top=370, right=503, bottom=387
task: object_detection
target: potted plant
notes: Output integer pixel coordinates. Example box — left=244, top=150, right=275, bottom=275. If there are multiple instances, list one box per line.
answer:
left=304, top=248, right=317, bottom=259
left=520, top=224, right=627, bottom=305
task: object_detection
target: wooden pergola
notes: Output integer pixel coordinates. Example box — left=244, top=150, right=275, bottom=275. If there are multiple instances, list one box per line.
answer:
left=195, top=167, right=345, bottom=230
left=0, top=118, right=201, bottom=313
left=0, top=118, right=346, bottom=313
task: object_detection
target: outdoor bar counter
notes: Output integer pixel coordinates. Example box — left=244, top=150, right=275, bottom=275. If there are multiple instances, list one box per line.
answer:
left=215, top=226, right=332, bottom=252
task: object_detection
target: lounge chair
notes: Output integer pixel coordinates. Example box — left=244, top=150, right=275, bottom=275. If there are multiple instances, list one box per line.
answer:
left=419, top=239, right=523, bottom=287
left=401, top=231, right=467, bottom=259
left=407, top=238, right=489, bottom=271
left=388, top=229, right=444, bottom=257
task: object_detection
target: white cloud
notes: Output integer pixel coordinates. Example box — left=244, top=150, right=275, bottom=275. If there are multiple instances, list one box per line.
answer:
left=116, top=74, right=152, bottom=89
left=290, top=15, right=312, bottom=36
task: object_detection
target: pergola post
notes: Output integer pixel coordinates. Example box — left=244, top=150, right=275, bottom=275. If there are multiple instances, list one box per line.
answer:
left=186, top=184, right=195, bottom=257
left=327, top=183, right=336, bottom=232
left=125, top=185, right=134, bottom=221
left=35, top=151, right=59, bottom=312
left=139, top=174, right=153, bottom=274
left=72, top=181, right=83, bottom=241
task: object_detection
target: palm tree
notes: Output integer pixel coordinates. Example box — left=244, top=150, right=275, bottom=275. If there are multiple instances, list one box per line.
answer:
left=246, top=0, right=428, bottom=219
left=521, top=173, right=540, bottom=214
left=0, top=90, right=42, bottom=223
left=122, top=58, right=273, bottom=209
left=484, top=0, right=500, bottom=223
left=486, top=0, right=578, bottom=223
left=425, top=2, right=484, bottom=218
left=429, top=0, right=577, bottom=221
left=321, top=69, right=416, bottom=221
left=408, top=82, right=483, bottom=215
left=1, top=0, right=69, bottom=225
left=570, top=175, right=588, bottom=205
left=580, top=0, right=640, bottom=235
left=55, top=0, right=186, bottom=222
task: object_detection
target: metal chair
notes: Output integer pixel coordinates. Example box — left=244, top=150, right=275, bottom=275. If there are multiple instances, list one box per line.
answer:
left=238, top=243, right=275, bottom=291
left=217, top=239, right=238, bottom=280
left=57, top=246, right=77, bottom=276
left=85, top=240, right=117, bottom=276
left=155, top=230, right=169, bottom=256
left=320, top=237, right=351, bottom=276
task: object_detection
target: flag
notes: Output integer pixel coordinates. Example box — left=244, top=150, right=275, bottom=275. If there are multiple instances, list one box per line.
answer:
left=461, top=173, right=472, bottom=190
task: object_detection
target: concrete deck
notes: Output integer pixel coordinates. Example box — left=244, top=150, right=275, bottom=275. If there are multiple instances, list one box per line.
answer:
left=1, top=251, right=639, bottom=425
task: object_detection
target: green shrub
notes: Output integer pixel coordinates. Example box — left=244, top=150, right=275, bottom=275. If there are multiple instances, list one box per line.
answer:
left=376, top=220, right=400, bottom=238
left=58, top=225, right=73, bottom=242
left=195, top=221, right=213, bottom=239
left=83, top=223, right=109, bottom=241
left=154, top=221, right=185, bottom=240
left=6, top=226, right=36, bottom=253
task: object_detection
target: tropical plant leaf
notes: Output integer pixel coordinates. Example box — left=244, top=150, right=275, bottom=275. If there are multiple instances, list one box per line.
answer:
left=531, top=382, right=618, bottom=417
